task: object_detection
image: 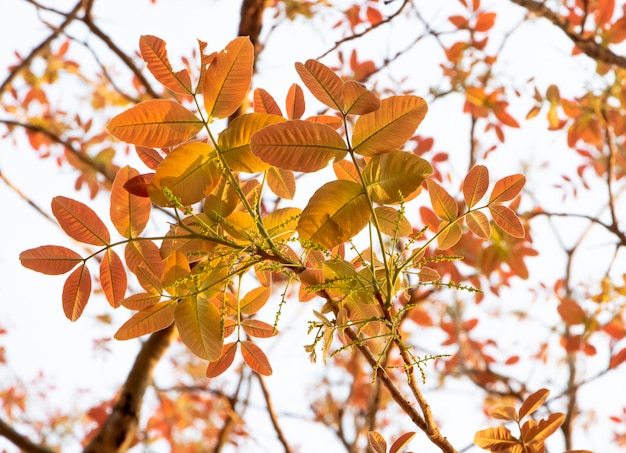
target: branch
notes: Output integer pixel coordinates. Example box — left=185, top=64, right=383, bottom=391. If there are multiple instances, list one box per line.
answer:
left=0, top=418, right=54, bottom=453
left=82, top=325, right=175, bottom=453
left=509, top=0, right=626, bottom=69
left=256, top=373, right=294, bottom=453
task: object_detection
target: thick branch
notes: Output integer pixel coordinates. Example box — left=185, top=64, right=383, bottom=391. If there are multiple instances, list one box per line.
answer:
left=509, top=0, right=626, bottom=69
left=82, top=325, right=175, bottom=453
left=0, top=418, right=54, bottom=453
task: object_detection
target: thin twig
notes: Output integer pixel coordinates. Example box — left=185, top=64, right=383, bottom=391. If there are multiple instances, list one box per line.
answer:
left=256, top=373, right=294, bottom=453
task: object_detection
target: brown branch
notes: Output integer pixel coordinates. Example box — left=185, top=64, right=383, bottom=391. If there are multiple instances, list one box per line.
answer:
left=256, top=373, right=294, bottom=453
left=509, top=0, right=626, bottom=69
left=82, top=325, right=175, bottom=453
left=0, top=418, right=55, bottom=453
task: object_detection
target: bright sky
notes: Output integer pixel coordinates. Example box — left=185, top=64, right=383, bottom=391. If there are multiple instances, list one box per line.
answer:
left=1, top=1, right=623, bottom=452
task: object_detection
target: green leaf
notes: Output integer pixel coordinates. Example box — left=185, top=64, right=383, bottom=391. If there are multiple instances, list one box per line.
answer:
left=298, top=180, right=370, bottom=249
left=251, top=120, right=347, bottom=172
left=363, top=150, right=433, bottom=204
left=352, top=95, right=428, bottom=156
left=175, top=295, right=223, bottom=361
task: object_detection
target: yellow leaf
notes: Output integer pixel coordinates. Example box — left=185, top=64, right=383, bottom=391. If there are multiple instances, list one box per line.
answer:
left=264, top=207, right=301, bottom=242
left=473, top=426, right=520, bottom=450
left=298, top=180, right=370, bottom=249
left=114, top=301, right=176, bottom=340
left=352, top=95, right=428, bottom=156
left=427, top=180, right=458, bottom=221
left=295, top=59, right=344, bottom=111
left=203, top=36, right=254, bottom=119
left=489, top=405, right=518, bottom=421
left=343, top=80, right=380, bottom=115
left=437, top=221, right=463, bottom=250
left=466, top=210, right=491, bottom=239
left=162, top=251, right=190, bottom=297
left=251, top=120, right=347, bottom=172
left=107, top=99, right=203, bottom=148
left=150, top=142, right=219, bottom=207
left=266, top=167, right=296, bottom=199
left=175, top=295, right=223, bottom=361
left=374, top=206, right=412, bottom=237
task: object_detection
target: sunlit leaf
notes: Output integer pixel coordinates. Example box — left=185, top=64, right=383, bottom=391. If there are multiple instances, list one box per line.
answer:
left=160, top=214, right=216, bottom=262
left=521, top=412, right=565, bottom=444
left=135, top=146, right=162, bottom=170
left=373, top=206, right=412, bottom=237
left=218, top=113, right=285, bottom=172
left=206, top=342, right=238, bottom=378
left=519, top=388, right=550, bottom=419
left=175, top=295, right=223, bottom=361
left=99, top=249, right=127, bottom=308
left=298, top=180, right=370, bottom=249
left=251, top=120, right=347, bottom=172
left=139, top=35, right=192, bottom=94
left=203, top=36, right=254, bottom=119
left=466, top=210, right=491, bottom=239
left=162, top=251, right=190, bottom=297
left=241, top=340, right=272, bottom=375
left=240, top=286, right=271, bottom=315
left=62, top=264, right=91, bottom=321
left=489, top=174, right=525, bottom=203
left=223, top=211, right=256, bottom=244
left=285, top=83, right=305, bottom=120
left=427, top=180, right=458, bottom=221
left=114, top=301, right=176, bottom=340
left=473, top=426, right=520, bottom=451
left=437, top=221, right=463, bottom=250
left=266, top=166, right=296, bottom=199
left=352, top=95, right=428, bottom=156
left=306, top=115, right=343, bottom=129
left=123, top=173, right=154, bottom=198
left=489, top=204, right=525, bottom=238
left=110, top=166, right=152, bottom=238
left=121, top=293, right=161, bottom=310
left=20, top=245, right=82, bottom=275
left=363, top=150, right=433, bottom=204
left=150, top=142, right=219, bottom=206
left=389, top=432, right=416, bottom=453
left=107, top=99, right=203, bottom=148
left=367, top=431, right=386, bottom=453
left=609, top=347, right=626, bottom=369
left=463, top=165, right=489, bottom=208
left=295, top=59, right=344, bottom=111
left=343, top=80, right=380, bottom=115
left=264, top=207, right=301, bottom=242
left=52, top=196, right=110, bottom=246
left=489, top=405, right=518, bottom=421
left=333, top=159, right=360, bottom=183
left=125, top=240, right=164, bottom=279
left=241, top=319, right=277, bottom=338
left=418, top=266, right=441, bottom=283
left=253, top=88, right=283, bottom=116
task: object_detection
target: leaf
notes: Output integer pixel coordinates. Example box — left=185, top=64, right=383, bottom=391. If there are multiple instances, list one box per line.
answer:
left=253, top=88, right=283, bottom=116
left=206, top=342, right=238, bottom=378
left=52, top=196, right=110, bottom=246
left=264, top=207, right=301, bottom=242
left=295, top=59, right=344, bottom=111
left=489, top=204, right=525, bottom=238
left=418, top=266, right=441, bottom=283
left=489, top=174, right=525, bottom=203
left=110, top=166, right=152, bottom=238
left=343, top=80, right=380, bottom=115
left=240, top=286, right=271, bottom=315
left=218, top=113, right=285, bottom=173
left=351, top=95, right=428, bottom=156
left=374, top=206, right=412, bottom=237
left=475, top=11, right=496, bottom=32
left=20, top=245, right=82, bottom=275
left=175, top=295, right=223, bottom=361
left=203, top=36, right=254, bottom=119
left=427, top=180, right=458, bottom=221
left=519, top=388, right=550, bottom=419
left=123, top=173, right=154, bottom=198
left=99, top=249, right=127, bottom=308
left=251, top=120, right=347, bottom=172
left=162, top=251, right=190, bottom=297
left=266, top=166, right=296, bottom=199
left=241, top=319, right=277, bottom=338
left=466, top=210, right=491, bottom=239
left=333, top=159, right=360, bottom=183
left=557, top=298, right=586, bottom=325
left=363, top=150, right=433, bottom=204
left=368, top=431, right=387, bottom=453
left=298, top=180, right=370, bottom=249
left=135, top=146, right=163, bottom=170
left=62, top=264, right=91, bottom=321
left=125, top=240, right=164, bottom=280
left=389, top=432, right=416, bottom=453
left=522, top=412, right=565, bottom=444
left=121, top=293, right=161, bottom=310
left=473, top=426, right=519, bottom=451
left=150, top=142, right=219, bottom=206
left=114, top=301, right=176, bottom=340
left=241, top=340, right=272, bottom=375
left=489, top=405, right=518, bottom=421
left=107, top=99, right=203, bottom=148
left=609, top=347, right=626, bottom=369
left=285, top=83, right=305, bottom=120
left=139, top=35, right=192, bottom=94
left=437, top=221, right=463, bottom=250
left=463, top=165, right=489, bottom=208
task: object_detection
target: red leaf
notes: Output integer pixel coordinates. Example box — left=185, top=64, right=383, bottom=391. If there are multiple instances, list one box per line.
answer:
left=62, top=264, right=91, bottom=321
left=99, top=249, right=127, bottom=308
left=609, top=347, right=626, bottom=369
left=253, top=88, right=283, bottom=116
left=123, top=173, right=154, bottom=198
left=389, top=432, right=416, bottom=453
left=52, top=196, right=110, bottom=246
left=240, top=340, right=272, bottom=375
left=20, top=245, right=82, bottom=275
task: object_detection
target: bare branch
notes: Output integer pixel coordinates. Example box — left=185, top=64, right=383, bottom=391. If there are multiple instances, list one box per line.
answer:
left=0, top=418, right=55, bottom=453
left=256, top=373, right=294, bottom=453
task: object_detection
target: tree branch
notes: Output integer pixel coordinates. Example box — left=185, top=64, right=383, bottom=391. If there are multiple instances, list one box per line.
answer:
left=509, top=0, right=626, bottom=69
left=0, top=418, right=55, bottom=453
left=256, top=373, right=294, bottom=453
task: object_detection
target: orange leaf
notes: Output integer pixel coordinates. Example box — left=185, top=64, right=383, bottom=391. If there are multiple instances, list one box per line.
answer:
left=352, top=95, right=428, bottom=156
left=162, top=251, right=190, bottom=297
left=110, top=166, right=152, bottom=238
left=285, top=83, right=305, bottom=120
left=203, top=36, right=254, bottom=119
left=251, top=120, right=347, bottom=172
left=427, top=179, right=458, bottom=221
left=489, top=174, right=525, bottom=203
left=519, top=388, right=550, bottom=419
left=266, top=167, right=296, bottom=200
left=437, top=221, right=463, bottom=250
left=206, top=342, right=238, bottom=378
left=343, top=80, right=380, bottom=115
left=175, top=295, right=223, bottom=361
left=240, top=286, right=271, bottom=315
left=99, top=249, right=127, bottom=308
left=418, top=266, right=441, bottom=283
left=52, top=196, right=110, bottom=246
left=489, top=204, right=525, bottom=238
left=449, top=15, right=469, bottom=28
left=107, top=99, right=203, bottom=148
left=295, top=59, right=344, bottom=111
left=241, top=340, right=272, bottom=375
left=489, top=405, right=518, bottom=421
left=463, top=165, right=489, bottom=208
left=522, top=412, right=565, bottom=444
left=62, top=264, right=91, bottom=321
left=253, top=88, right=283, bottom=116
left=389, top=432, right=416, bottom=453
left=20, top=245, right=82, bottom=275
left=368, top=431, right=386, bottom=453
left=241, top=319, right=277, bottom=338
left=121, top=293, right=161, bottom=310
left=474, top=11, right=496, bottom=32
left=139, top=35, right=192, bottom=94
left=466, top=210, right=491, bottom=239
left=557, top=298, right=586, bottom=325
left=609, top=347, right=626, bottom=369
left=473, top=426, right=519, bottom=450
left=114, top=301, right=176, bottom=340
left=125, top=240, right=164, bottom=279
left=135, top=146, right=162, bottom=170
